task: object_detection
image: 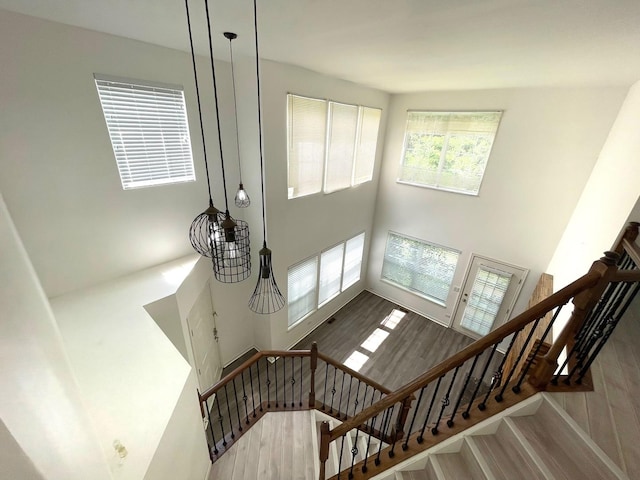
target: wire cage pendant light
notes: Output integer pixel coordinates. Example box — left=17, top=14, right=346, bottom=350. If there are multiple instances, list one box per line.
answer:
left=248, top=0, right=286, bottom=314
left=186, top=0, right=251, bottom=283
left=224, top=31, right=251, bottom=209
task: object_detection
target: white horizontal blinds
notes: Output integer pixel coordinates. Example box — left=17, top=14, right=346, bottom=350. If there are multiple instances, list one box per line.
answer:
left=461, top=265, right=512, bottom=336
left=382, top=232, right=459, bottom=303
left=400, top=111, right=501, bottom=195
left=353, top=107, right=381, bottom=185
left=342, top=232, right=365, bottom=290
left=288, top=256, right=318, bottom=327
left=95, top=77, right=194, bottom=189
left=287, top=95, right=327, bottom=198
left=324, top=102, right=358, bottom=193
left=318, top=243, right=345, bottom=306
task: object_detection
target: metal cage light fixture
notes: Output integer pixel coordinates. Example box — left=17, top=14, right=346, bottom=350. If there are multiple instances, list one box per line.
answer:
left=248, top=0, right=285, bottom=314
left=186, top=0, right=251, bottom=283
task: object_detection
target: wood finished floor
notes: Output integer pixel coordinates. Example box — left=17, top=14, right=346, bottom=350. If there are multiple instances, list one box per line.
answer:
left=551, top=295, right=640, bottom=479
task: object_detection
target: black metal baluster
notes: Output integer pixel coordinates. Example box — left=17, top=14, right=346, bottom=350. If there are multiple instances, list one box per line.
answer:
left=231, top=377, right=243, bottom=431
left=240, top=370, right=250, bottom=425
left=514, top=304, right=564, bottom=392
left=329, top=366, right=338, bottom=413
left=290, top=357, right=296, bottom=407
left=205, top=397, right=219, bottom=456
left=349, top=425, right=361, bottom=478
left=337, top=370, right=347, bottom=417
left=351, top=380, right=362, bottom=418
left=402, top=386, right=426, bottom=450
left=256, top=359, right=264, bottom=412
left=360, top=386, right=371, bottom=417
left=448, top=354, right=480, bottom=427
left=479, top=328, right=522, bottom=410
left=282, top=356, right=286, bottom=408
left=338, top=434, right=346, bottom=479
left=275, top=357, right=279, bottom=408
left=224, top=384, right=235, bottom=438
left=215, top=395, right=227, bottom=446
left=463, top=343, right=497, bottom=419
left=343, top=376, right=354, bottom=419
left=432, top=367, right=460, bottom=435
left=265, top=357, right=271, bottom=408
left=362, top=391, right=383, bottom=473
left=496, top=319, right=541, bottom=401
left=417, top=377, right=441, bottom=443
left=322, top=362, right=329, bottom=410
left=375, top=405, right=395, bottom=466
left=248, top=364, right=257, bottom=418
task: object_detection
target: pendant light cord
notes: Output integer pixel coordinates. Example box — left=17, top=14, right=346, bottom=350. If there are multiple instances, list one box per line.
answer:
left=253, top=0, right=267, bottom=244
left=185, top=0, right=213, bottom=206
left=227, top=36, right=244, bottom=185
left=204, top=0, right=231, bottom=211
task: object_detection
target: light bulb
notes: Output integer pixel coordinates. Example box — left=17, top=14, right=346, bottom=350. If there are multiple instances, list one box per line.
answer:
left=224, top=241, right=238, bottom=266
left=234, top=183, right=250, bottom=208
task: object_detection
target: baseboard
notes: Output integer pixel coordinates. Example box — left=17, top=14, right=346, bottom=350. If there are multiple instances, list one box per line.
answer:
left=364, top=288, right=451, bottom=329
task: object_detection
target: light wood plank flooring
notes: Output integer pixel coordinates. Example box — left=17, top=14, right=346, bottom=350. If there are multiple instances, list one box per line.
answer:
left=551, top=295, right=640, bottom=479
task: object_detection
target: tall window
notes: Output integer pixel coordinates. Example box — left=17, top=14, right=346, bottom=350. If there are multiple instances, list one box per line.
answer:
left=287, top=232, right=366, bottom=328
left=398, top=111, right=501, bottom=195
left=94, top=75, right=195, bottom=190
left=288, top=256, right=318, bottom=327
left=287, top=94, right=381, bottom=199
left=381, top=232, right=460, bottom=305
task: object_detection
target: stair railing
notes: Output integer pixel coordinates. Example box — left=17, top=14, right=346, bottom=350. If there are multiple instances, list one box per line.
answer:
left=319, top=223, right=640, bottom=480
left=198, top=342, right=393, bottom=462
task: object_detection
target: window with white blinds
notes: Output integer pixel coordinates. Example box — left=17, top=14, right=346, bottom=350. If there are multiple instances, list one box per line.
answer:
left=381, top=232, right=460, bottom=304
left=287, top=94, right=381, bottom=198
left=342, top=232, right=365, bottom=290
left=460, top=266, right=512, bottom=336
left=94, top=75, right=195, bottom=190
left=288, top=256, right=319, bottom=327
left=318, top=243, right=345, bottom=306
left=399, top=111, right=502, bottom=195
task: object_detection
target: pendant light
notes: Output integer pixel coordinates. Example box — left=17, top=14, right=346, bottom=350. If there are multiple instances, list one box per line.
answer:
left=204, top=0, right=251, bottom=283
left=185, top=0, right=220, bottom=258
left=224, top=32, right=251, bottom=209
left=248, top=0, right=286, bottom=314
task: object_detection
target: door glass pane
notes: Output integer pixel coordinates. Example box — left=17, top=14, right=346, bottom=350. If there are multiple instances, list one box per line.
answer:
left=460, top=266, right=512, bottom=335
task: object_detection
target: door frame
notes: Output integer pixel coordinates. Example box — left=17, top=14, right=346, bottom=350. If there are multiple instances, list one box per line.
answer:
left=451, top=253, right=528, bottom=339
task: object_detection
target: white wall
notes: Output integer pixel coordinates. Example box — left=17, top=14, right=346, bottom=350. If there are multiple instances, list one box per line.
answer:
left=368, top=87, right=627, bottom=327
left=0, top=9, right=242, bottom=298
left=547, top=80, right=640, bottom=290
left=0, top=193, right=111, bottom=480
left=258, top=60, right=390, bottom=351
left=0, top=419, right=46, bottom=480
left=145, top=295, right=189, bottom=361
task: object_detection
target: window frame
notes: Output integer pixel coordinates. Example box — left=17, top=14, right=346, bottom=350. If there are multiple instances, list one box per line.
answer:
left=287, top=93, right=381, bottom=199
left=381, top=231, right=460, bottom=306
left=94, top=74, right=196, bottom=190
left=397, top=110, right=502, bottom=196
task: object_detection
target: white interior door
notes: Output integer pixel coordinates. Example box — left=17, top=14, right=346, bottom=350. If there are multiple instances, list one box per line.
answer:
left=186, top=281, right=222, bottom=392
left=452, top=255, right=527, bottom=338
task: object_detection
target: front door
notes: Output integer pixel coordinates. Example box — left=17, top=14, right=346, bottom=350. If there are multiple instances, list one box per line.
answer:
left=186, top=280, right=222, bottom=391
left=453, top=255, right=528, bottom=338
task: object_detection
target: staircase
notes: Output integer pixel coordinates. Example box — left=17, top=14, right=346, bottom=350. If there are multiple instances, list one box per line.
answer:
left=388, top=393, right=626, bottom=480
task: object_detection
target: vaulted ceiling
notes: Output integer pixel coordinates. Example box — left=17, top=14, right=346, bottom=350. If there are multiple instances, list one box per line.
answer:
left=1, top=0, right=639, bottom=92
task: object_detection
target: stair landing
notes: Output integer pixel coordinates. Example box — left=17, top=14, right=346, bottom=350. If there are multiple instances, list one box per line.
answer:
left=208, top=410, right=316, bottom=480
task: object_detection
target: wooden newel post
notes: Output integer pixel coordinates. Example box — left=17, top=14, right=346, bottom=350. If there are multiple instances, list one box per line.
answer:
left=528, top=251, right=619, bottom=388
left=394, top=394, right=415, bottom=439
left=613, top=221, right=640, bottom=255
left=309, top=342, right=318, bottom=408
left=318, top=421, right=330, bottom=480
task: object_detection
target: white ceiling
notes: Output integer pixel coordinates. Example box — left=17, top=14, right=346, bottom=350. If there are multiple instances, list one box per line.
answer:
left=2, top=0, right=640, bottom=93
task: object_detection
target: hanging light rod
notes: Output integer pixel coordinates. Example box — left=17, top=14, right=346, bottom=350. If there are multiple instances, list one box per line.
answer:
left=224, top=31, right=250, bottom=209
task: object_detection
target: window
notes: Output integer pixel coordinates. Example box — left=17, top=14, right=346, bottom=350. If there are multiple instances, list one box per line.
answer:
left=460, top=265, right=512, bottom=336
left=318, top=244, right=345, bottom=306
left=398, top=111, right=502, bottom=195
left=381, top=232, right=460, bottom=305
left=95, top=75, right=195, bottom=190
left=287, top=94, right=381, bottom=198
left=342, top=232, right=365, bottom=290
left=287, top=232, right=366, bottom=328
left=288, top=256, right=318, bottom=327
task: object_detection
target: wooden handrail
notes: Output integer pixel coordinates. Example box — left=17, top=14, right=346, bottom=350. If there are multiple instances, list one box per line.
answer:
left=317, top=352, right=393, bottom=395
left=199, top=349, right=312, bottom=402
left=328, top=271, right=600, bottom=441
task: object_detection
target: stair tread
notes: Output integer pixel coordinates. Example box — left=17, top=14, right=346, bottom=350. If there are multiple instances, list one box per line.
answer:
left=397, top=470, right=431, bottom=480
left=510, top=400, right=619, bottom=480
left=473, top=422, right=546, bottom=480
left=435, top=451, right=485, bottom=480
